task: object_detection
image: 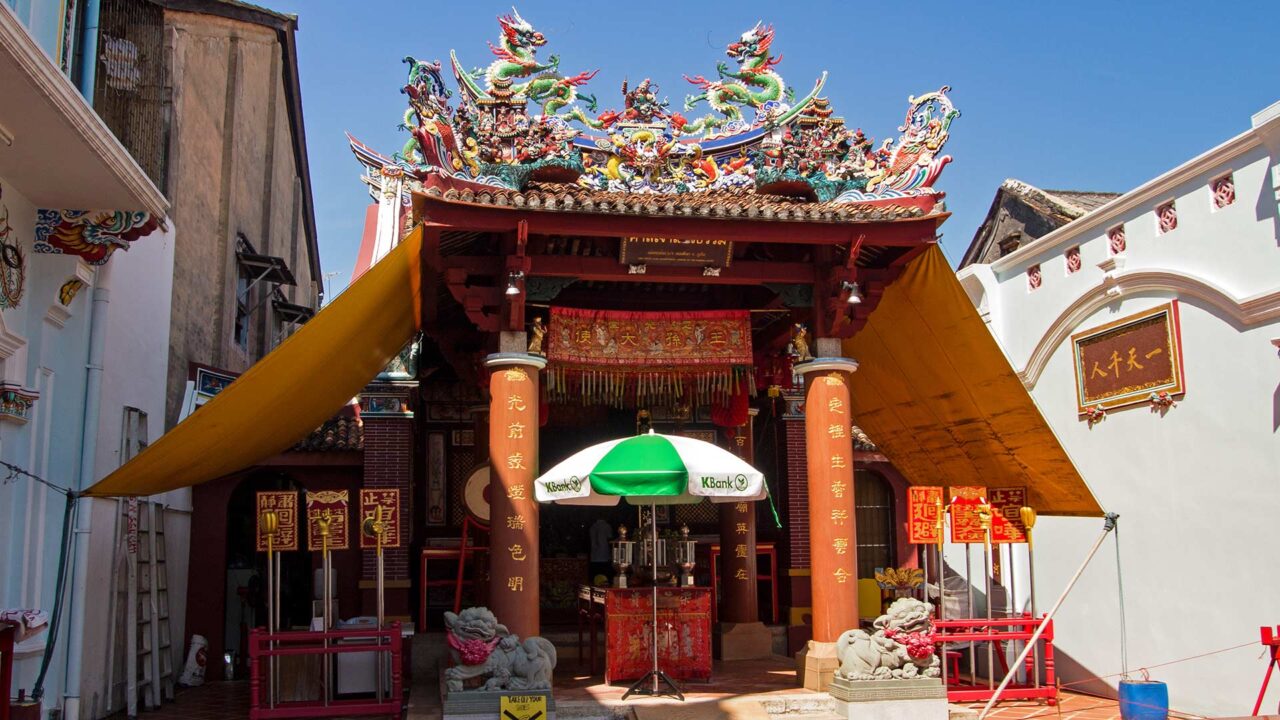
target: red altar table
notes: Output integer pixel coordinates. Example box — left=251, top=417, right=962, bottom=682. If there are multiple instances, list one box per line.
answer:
left=603, top=587, right=712, bottom=684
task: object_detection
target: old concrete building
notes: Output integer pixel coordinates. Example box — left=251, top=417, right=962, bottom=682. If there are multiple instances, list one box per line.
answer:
left=159, top=0, right=319, bottom=429
left=961, top=179, right=1119, bottom=267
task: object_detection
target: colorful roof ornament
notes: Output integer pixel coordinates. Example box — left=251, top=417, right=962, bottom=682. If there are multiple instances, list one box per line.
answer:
left=33, top=208, right=159, bottom=265
left=392, top=9, right=959, bottom=209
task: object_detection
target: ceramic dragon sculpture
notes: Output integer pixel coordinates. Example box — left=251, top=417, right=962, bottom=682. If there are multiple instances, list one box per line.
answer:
left=453, top=9, right=598, bottom=117
left=684, top=23, right=794, bottom=121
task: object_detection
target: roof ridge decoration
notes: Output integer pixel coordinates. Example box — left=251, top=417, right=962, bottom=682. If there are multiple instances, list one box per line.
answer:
left=394, top=10, right=959, bottom=205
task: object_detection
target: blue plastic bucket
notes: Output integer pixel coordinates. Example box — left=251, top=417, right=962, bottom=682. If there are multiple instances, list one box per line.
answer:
left=1118, top=680, right=1168, bottom=720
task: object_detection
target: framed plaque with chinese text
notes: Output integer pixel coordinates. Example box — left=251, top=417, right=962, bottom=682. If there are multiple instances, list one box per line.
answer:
left=256, top=491, right=298, bottom=552
left=427, top=433, right=447, bottom=526
left=948, top=486, right=987, bottom=544
left=907, top=486, right=944, bottom=545
left=306, top=490, right=350, bottom=551
left=988, top=486, right=1028, bottom=544
left=359, top=488, right=402, bottom=549
left=1071, top=301, right=1185, bottom=412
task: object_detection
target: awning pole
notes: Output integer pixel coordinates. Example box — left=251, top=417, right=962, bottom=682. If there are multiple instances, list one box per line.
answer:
left=977, top=513, right=1118, bottom=720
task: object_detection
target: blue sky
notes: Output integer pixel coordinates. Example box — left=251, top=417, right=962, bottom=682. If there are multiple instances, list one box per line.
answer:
left=265, top=0, right=1279, bottom=298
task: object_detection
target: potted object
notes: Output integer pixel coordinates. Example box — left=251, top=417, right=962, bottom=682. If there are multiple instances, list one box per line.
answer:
left=1118, top=671, right=1168, bottom=720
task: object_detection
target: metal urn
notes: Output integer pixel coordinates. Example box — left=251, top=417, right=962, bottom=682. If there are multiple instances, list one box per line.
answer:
left=674, top=524, right=697, bottom=587
left=612, top=524, right=635, bottom=588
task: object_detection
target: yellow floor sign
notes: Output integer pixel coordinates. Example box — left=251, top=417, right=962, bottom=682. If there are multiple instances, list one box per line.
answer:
left=501, top=695, right=547, bottom=720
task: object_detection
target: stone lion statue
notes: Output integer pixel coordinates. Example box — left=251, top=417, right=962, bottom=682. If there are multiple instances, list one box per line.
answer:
left=443, top=607, right=557, bottom=692
left=835, top=597, right=940, bottom=681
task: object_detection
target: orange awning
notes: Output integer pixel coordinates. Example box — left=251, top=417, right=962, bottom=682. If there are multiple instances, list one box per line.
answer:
left=843, top=245, right=1101, bottom=516
left=84, top=228, right=424, bottom=497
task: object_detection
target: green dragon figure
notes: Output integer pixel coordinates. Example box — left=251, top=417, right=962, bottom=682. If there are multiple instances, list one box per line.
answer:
left=450, top=9, right=598, bottom=117
left=685, top=23, right=794, bottom=120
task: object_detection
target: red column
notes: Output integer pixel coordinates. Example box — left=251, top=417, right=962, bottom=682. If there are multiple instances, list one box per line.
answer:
left=798, top=360, right=860, bottom=643
left=485, top=353, right=546, bottom=640
left=718, top=410, right=758, bottom=624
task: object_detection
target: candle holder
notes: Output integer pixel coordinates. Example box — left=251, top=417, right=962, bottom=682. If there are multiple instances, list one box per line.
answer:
left=612, top=524, right=635, bottom=588
left=674, top=524, right=697, bottom=587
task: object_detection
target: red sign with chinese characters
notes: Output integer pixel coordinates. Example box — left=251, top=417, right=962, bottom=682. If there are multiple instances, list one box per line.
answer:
left=359, top=488, right=402, bottom=549
left=256, top=491, right=298, bottom=552
left=989, top=487, right=1028, bottom=544
left=948, top=486, right=987, bottom=544
left=306, top=490, right=350, bottom=551
left=1071, top=301, right=1185, bottom=412
left=907, top=486, right=944, bottom=545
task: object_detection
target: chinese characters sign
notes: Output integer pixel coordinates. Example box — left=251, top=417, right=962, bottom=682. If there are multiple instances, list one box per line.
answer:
left=306, top=490, right=349, bottom=551
left=988, top=487, right=1028, bottom=544
left=907, top=486, right=944, bottom=545
left=359, top=488, right=402, bottom=549
left=947, top=486, right=987, bottom=544
left=619, top=236, right=733, bottom=268
left=1071, top=301, right=1184, bottom=412
left=256, top=491, right=298, bottom=552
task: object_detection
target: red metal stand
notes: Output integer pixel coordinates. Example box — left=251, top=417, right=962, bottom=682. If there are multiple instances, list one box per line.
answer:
left=1, top=623, right=14, bottom=720
left=933, top=616, right=1057, bottom=704
left=1254, top=625, right=1280, bottom=716
left=248, top=623, right=403, bottom=719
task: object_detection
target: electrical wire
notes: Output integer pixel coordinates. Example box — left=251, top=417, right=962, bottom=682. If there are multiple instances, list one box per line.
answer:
left=0, top=459, right=73, bottom=496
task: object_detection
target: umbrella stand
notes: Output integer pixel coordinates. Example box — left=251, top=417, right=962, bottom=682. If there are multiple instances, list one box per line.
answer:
left=621, top=503, right=684, bottom=701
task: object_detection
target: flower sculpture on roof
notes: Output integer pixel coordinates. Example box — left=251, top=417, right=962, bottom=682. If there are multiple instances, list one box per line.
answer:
left=389, top=9, right=959, bottom=207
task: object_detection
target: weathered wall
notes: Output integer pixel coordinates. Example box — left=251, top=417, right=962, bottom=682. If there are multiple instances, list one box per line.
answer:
left=162, top=10, right=317, bottom=430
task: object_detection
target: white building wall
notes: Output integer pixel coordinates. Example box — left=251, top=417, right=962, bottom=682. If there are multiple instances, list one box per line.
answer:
left=957, top=105, right=1280, bottom=716
left=75, top=220, right=183, bottom=718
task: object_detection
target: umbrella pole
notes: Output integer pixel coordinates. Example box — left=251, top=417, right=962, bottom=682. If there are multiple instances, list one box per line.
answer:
left=621, top=503, right=683, bottom=701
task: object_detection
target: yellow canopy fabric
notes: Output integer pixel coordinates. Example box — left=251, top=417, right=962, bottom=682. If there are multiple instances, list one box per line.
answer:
left=85, top=227, right=425, bottom=497
left=843, top=245, right=1102, bottom=516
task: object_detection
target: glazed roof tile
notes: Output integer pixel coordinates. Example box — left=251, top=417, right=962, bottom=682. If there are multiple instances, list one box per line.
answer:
left=292, top=416, right=363, bottom=452
left=421, top=182, right=936, bottom=224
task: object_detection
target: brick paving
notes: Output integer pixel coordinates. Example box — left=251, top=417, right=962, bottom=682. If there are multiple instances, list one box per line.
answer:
left=124, top=659, right=1148, bottom=720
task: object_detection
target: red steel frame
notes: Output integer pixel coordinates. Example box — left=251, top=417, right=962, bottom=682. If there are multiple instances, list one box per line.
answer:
left=1, top=623, right=14, bottom=720
left=1254, top=625, right=1280, bottom=716
left=933, top=616, right=1057, bottom=704
left=248, top=624, right=403, bottom=719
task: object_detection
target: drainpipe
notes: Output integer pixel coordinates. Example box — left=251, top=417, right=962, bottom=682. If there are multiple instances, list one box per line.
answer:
left=76, top=0, right=102, bottom=100
left=63, top=262, right=113, bottom=720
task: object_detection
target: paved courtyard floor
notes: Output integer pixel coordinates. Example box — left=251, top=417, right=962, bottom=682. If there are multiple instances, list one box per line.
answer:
left=111, top=654, right=1159, bottom=720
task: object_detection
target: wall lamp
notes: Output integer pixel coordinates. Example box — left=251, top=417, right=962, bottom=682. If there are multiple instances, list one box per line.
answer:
left=506, top=270, right=525, bottom=296
left=842, top=280, right=862, bottom=305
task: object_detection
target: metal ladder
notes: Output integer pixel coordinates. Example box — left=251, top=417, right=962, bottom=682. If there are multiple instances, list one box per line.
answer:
left=105, top=499, right=175, bottom=716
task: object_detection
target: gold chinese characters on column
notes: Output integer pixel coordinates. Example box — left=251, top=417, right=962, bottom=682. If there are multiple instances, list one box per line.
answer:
left=489, top=363, right=539, bottom=622
left=256, top=491, right=298, bottom=552
left=803, top=369, right=859, bottom=643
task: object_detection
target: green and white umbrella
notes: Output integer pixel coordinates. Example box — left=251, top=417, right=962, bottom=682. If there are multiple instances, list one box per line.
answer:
left=534, top=430, right=766, bottom=701
left=534, top=431, right=766, bottom=506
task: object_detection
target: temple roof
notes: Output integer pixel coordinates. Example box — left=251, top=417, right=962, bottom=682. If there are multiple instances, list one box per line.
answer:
left=291, top=412, right=363, bottom=452
left=420, top=181, right=941, bottom=224
left=354, top=11, right=959, bottom=214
